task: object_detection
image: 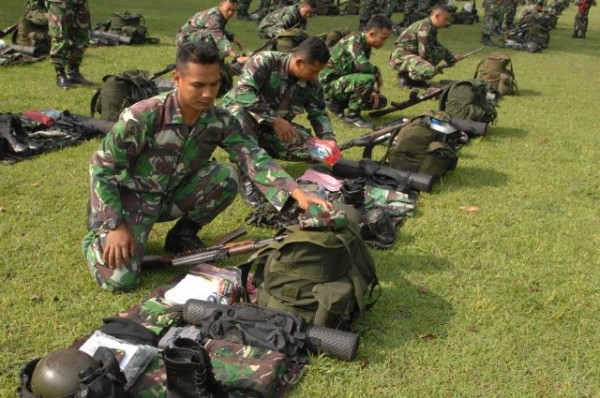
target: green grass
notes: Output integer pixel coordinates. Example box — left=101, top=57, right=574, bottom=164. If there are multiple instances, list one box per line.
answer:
left=1, top=0, right=600, bottom=396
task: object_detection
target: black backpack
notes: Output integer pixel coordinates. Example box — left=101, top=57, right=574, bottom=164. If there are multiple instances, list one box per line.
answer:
left=90, top=70, right=159, bottom=122
left=439, top=80, right=498, bottom=123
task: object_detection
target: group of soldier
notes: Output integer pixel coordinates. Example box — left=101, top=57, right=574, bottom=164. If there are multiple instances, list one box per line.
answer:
left=12, top=0, right=594, bottom=292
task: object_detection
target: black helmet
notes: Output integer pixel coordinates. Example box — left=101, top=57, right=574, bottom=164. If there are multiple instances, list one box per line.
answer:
left=30, top=348, right=99, bottom=398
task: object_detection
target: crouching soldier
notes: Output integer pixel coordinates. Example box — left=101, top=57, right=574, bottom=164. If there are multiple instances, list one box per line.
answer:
left=82, top=41, right=330, bottom=292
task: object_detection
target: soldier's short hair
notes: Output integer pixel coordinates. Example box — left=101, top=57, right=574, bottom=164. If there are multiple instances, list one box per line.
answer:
left=176, top=41, right=220, bottom=70
left=294, top=36, right=330, bottom=64
left=431, top=3, right=453, bottom=15
left=221, top=0, right=238, bottom=3
left=302, top=0, right=317, bottom=8
left=366, top=15, right=393, bottom=32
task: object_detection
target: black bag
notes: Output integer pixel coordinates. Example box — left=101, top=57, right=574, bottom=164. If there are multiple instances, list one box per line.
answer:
left=90, top=70, right=158, bottom=122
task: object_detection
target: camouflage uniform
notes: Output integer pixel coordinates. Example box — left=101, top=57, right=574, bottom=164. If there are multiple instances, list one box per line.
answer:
left=481, top=0, right=503, bottom=36
left=176, top=7, right=237, bottom=57
left=390, top=17, right=454, bottom=81
left=574, top=0, right=596, bottom=37
left=221, top=51, right=335, bottom=161
left=519, top=4, right=542, bottom=23
left=359, top=0, right=399, bottom=25
left=237, top=0, right=253, bottom=18
left=504, top=0, right=519, bottom=28
left=82, top=91, right=299, bottom=292
left=46, top=0, right=90, bottom=70
left=319, top=32, right=381, bottom=113
left=258, top=4, right=309, bottom=52
left=24, top=0, right=47, bottom=21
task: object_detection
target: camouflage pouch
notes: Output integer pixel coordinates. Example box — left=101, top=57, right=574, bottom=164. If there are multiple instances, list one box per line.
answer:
left=206, top=339, right=287, bottom=398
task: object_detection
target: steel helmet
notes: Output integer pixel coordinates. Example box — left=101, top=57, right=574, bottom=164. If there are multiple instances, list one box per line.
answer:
left=30, top=348, right=99, bottom=398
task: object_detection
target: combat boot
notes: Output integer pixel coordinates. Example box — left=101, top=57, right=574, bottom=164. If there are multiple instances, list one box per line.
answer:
left=326, top=101, right=345, bottom=118
left=341, top=110, right=374, bottom=129
left=164, top=218, right=205, bottom=254
left=571, top=30, right=579, bottom=38
left=580, top=31, right=586, bottom=38
left=397, top=72, right=428, bottom=89
left=66, top=64, right=95, bottom=86
left=163, top=342, right=227, bottom=398
left=480, top=34, right=495, bottom=46
left=55, top=67, right=71, bottom=90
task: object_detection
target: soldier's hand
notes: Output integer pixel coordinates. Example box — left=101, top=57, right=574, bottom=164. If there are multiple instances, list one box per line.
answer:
left=376, top=76, right=384, bottom=90
left=273, top=117, right=298, bottom=144
left=453, top=54, right=463, bottom=62
left=370, top=92, right=380, bottom=110
left=103, top=223, right=135, bottom=269
left=234, top=37, right=243, bottom=50
left=291, top=188, right=332, bottom=211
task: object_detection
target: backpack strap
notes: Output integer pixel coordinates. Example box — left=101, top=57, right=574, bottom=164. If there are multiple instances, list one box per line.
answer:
left=473, top=57, right=485, bottom=79
left=90, top=88, right=102, bottom=117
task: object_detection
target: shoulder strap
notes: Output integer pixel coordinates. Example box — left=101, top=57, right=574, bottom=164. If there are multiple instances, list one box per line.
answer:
left=90, top=88, right=102, bottom=117
left=473, top=57, right=485, bottom=79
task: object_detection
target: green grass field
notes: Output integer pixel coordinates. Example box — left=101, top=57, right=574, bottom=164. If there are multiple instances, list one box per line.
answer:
left=1, top=0, right=599, bottom=396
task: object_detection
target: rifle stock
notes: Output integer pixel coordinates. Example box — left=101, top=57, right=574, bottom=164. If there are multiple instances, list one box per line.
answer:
left=339, top=119, right=408, bottom=152
left=0, top=23, right=17, bottom=38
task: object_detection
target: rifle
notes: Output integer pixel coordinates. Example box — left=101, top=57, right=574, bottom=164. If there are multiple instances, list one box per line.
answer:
left=90, top=30, right=133, bottom=45
left=182, top=299, right=360, bottom=361
left=5, top=44, right=42, bottom=57
left=339, top=118, right=409, bottom=158
left=150, top=63, right=176, bottom=80
left=141, top=226, right=284, bottom=267
left=0, top=23, right=17, bottom=38
left=369, top=87, right=444, bottom=118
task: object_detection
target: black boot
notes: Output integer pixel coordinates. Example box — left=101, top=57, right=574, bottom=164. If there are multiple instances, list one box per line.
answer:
left=239, top=172, right=263, bottom=206
left=571, top=30, right=579, bottom=38
left=164, top=218, right=205, bottom=254
left=397, top=72, right=428, bottom=89
left=480, top=34, right=495, bottom=45
left=163, top=342, right=227, bottom=398
left=66, top=64, right=95, bottom=86
left=580, top=31, right=586, bottom=38
left=55, top=67, right=71, bottom=90
left=326, top=101, right=345, bottom=118
left=342, top=109, right=374, bottom=129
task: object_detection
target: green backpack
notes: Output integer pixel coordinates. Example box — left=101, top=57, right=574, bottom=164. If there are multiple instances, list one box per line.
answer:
left=439, top=80, right=498, bottom=123
left=386, top=111, right=459, bottom=177
left=90, top=70, right=158, bottom=122
left=254, top=220, right=379, bottom=329
left=107, top=11, right=152, bottom=44
left=474, top=52, right=518, bottom=96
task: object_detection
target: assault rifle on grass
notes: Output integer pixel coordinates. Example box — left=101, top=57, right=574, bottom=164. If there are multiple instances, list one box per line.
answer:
left=369, top=46, right=484, bottom=118
left=339, top=118, right=409, bottom=158
left=141, top=226, right=285, bottom=267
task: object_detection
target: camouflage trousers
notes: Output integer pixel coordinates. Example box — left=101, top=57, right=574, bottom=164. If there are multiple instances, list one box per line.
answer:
left=389, top=52, right=437, bottom=81
left=323, top=73, right=378, bottom=112
left=82, top=162, right=239, bottom=293
left=226, top=104, right=315, bottom=162
left=359, top=0, right=398, bottom=20
left=46, top=0, right=90, bottom=69
left=237, top=0, right=253, bottom=15
left=574, top=13, right=589, bottom=33
left=481, top=2, right=502, bottom=35
left=504, top=2, right=518, bottom=27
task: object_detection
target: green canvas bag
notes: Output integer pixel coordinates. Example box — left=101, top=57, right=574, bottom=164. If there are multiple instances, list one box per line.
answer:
left=439, top=80, right=498, bottom=123
left=255, top=220, right=379, bottom=329
left=474, top=52, right=518, bottom=96
left=108, top=11, right=149, bottom=44
left=387, top=111, right=459, bottom=177
left=90, top=69, right=158, bottom=122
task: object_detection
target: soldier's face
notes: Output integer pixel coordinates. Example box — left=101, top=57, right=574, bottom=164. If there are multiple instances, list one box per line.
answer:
left=431, top=11, right=452, bottom=28
left=174, top=62, right=221, bottom=115
left=366, top=28, right=391, bottom=49
left=293, top=59, right=326, bottom=81
left=219, top=1, right=237, bottom=19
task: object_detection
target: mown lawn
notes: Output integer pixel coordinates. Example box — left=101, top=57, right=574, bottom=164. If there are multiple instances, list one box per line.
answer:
left=1, top=0, right=599, bottom=396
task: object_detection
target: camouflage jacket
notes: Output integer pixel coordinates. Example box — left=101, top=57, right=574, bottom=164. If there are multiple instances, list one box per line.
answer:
left=258, top=5, right=307, bottom=39
left=176, top=7, right=236, bottom=56
left=221, top=51, right=334, bottom=139
left=319, top=32, right=381, bottom=84
left=394, top=17, right=454, bottom=65
left=89, top=91, right=299, bottom=231
left=519, top=5, right=542, bottom=23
